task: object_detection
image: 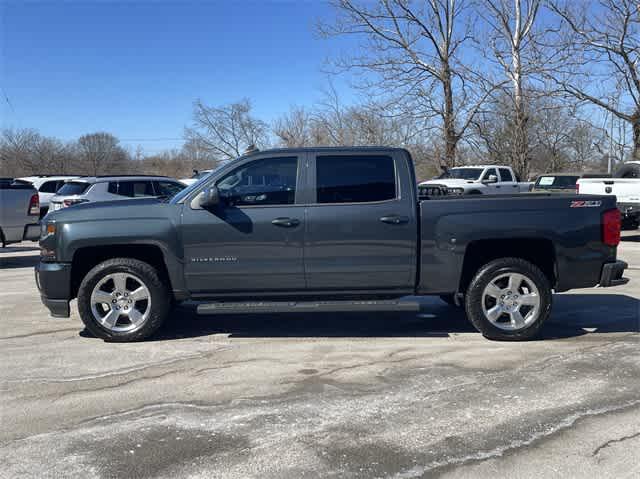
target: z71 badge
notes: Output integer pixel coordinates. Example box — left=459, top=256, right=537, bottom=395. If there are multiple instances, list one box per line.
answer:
left=570, top=200, right=602, bottom=208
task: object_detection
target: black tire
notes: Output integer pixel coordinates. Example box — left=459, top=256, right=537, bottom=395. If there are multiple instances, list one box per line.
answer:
left=621, top=216, right=639, bottom=231
left=439, top=294, right=462, bottom=307
left=77, top=258, right=170, bottom=342
left=465, top=257, right=552, bottom=341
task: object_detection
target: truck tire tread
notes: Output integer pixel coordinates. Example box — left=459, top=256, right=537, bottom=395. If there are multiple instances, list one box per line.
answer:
left=77, top=257, right=170, bottom=342
left=465, top=257, right=552, bottom=341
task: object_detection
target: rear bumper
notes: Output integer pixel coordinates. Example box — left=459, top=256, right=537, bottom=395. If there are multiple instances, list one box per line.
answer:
left=599, top=260, right=629, bottom=287
left=23, top=223, right=40, bottom=241
left=35, top=261, right=72, bottom=318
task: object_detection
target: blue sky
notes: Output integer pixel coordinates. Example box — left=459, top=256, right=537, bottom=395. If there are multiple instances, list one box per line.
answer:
left=1, top=0, right=357, bottom=153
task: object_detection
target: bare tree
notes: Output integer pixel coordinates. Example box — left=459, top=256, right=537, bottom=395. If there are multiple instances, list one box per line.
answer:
left=0, top=128, right=42, bottom=176
left=549, top=0, right=640, bottom=159
left=274, top=106, right=314, bottom=147
left=481, top=0, right=545, bottom=178
left=185, top=99, right=268, bottom=160
left=322, top=0, right=497, bottom=167
left=77, top=132, right=128, bottom=175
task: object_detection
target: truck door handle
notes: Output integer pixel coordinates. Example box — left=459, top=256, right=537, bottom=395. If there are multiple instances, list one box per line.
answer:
left=380, top=215, right=409, bottom=225
left=271, top=217, right=300, bottom=228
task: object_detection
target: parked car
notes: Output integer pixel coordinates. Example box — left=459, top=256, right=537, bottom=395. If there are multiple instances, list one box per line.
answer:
left=532, top=172, right=610, bottom=193
left=577, top=161, right=640, bottom=229
left=17, top=175, right=80, bottom=217
left=36, top=147, right=627, bottom=342
left=180, top=169, right=214, bottom=186
left=0, top=180, right=40, bottom=246
left=419, top=165, right=531, bottom=196
left=47, top=175, right=186, bottom=212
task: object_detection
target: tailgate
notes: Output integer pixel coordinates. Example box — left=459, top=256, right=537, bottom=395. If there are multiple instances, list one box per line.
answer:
left=578, top=178, right=640, bottom=203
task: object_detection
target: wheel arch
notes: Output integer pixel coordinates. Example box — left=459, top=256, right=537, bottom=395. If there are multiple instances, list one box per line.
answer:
left=70, top=243, right=174, bottom=299
left=459, top=238, right=556, bottom=293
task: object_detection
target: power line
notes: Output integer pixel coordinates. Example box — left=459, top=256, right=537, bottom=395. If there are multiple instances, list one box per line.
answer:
left=1, top=87, right=15, bottom=114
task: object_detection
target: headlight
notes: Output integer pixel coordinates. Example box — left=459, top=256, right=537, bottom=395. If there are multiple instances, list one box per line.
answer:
left=41, top=222, right=56, bottom=238
left=447, top=187, right=465, bottom=195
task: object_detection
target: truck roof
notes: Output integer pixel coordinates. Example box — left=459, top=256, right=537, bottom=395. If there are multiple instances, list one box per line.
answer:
left=243, top=146, right=407, bottom=157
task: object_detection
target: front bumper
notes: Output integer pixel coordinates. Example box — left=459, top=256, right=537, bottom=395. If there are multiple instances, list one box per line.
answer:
left=35, top=261, right=72, bottom=317
left=618, top=203, right=640, bottom=218
left=599, top=260, right=629, bottom=287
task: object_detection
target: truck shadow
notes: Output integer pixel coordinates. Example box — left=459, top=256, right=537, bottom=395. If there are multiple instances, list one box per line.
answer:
left=0, top=246, right=40, bottom=270
left=145, top=293, right=639, bottom=341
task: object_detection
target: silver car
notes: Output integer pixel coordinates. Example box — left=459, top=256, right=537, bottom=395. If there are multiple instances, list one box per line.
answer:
left=48, top=175, right=186, bottom=212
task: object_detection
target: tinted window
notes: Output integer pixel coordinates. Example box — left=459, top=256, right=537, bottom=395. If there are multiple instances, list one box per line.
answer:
left=116, top=181, right=155, bottom=197
left=39, top=181, right=59, bottom=193
left=154, top=180, right=185, bottom=197
left=108, top=182, right=118, bottom=194
left=483, top=168, right=498, bottom=181
left=441, top=168, right=484, bottom=180
left=499, top=168, right=514, bottom=182
left=316, top=155, right=396, bottom=204
left=216, top=157, right=297, bottom=206
left=57, top=182, right=90, bottom=195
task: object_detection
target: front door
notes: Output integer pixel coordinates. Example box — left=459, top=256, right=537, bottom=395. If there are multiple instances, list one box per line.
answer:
left=304, top=152, right=417, bottom=292
left=181, top=155, right=306, bottom=294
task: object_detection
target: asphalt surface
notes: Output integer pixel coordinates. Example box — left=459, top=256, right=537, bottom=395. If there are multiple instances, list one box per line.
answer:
left=1, top=235, right=639, bottom=478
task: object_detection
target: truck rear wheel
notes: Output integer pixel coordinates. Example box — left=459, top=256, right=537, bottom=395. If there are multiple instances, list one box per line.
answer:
left=465, top=258, right=551, bottom=341
left=77, top=258, right=170, bottom=342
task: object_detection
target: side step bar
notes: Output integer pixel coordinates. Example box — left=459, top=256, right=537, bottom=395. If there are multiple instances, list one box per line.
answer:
left=197, top=299, right=420, bottom=315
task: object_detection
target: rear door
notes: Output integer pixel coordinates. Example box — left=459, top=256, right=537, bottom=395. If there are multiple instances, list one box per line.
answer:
left=498, top=168, right=520, bottom=193
left=304, top=151, right=417, bottom=292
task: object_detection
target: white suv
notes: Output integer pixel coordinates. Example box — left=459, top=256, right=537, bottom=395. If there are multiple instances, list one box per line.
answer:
left=48, top=176, right=186, bottom=212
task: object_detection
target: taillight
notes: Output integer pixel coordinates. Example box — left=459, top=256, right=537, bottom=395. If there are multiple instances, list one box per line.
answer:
left=576, top=182, right=580, bottom=194
left=602, top=209, right=621, bottom=246
left=28, top=194, right=39, bottom=216
left=63, top=199, right=88, bottom=207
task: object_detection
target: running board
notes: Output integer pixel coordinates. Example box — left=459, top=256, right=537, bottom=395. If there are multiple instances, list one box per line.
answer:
left=196, top=299, right=420, bottom=315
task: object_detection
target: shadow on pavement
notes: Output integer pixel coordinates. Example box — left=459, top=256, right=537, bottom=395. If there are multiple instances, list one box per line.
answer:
left=0, top=253, right=39, bottom=269
left=114, top=293, right=639, bottom=342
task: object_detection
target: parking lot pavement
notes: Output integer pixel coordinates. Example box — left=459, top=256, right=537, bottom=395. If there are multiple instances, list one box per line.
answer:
left=1, top=238, right=638, bottom=478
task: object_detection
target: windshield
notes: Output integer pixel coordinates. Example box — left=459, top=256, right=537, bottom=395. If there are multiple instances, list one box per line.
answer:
left=57, top=181, right=91, bottom=196
left=170, top=164, right=226, bottom=204
left=534, top=175, right=579, bottom=189
left=440, top=168, right=484, bottom=180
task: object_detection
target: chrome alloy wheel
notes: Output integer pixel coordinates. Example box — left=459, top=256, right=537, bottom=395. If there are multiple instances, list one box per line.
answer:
left=90, top=273, right=151, bottom=332
left=481, top=272, right=541, bottom=331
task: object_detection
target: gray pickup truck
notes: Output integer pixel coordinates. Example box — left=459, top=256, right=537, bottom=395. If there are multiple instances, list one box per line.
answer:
left=0, top=180, right=40, bottom=246
left=36, top=147, right=627, bottom=342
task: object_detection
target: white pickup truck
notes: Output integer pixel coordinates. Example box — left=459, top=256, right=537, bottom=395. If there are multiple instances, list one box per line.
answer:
left=419, top=165, right=532, bottom=196
left=577, top=161, right=640, bottom=228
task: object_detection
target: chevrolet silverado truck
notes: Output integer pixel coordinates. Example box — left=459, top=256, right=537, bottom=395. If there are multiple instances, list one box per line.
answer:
left=36, top=147, right=627, bottom=342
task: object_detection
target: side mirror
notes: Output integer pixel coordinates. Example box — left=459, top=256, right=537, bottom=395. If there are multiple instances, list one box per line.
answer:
left=199, top=186, right=220, bottom=208
left=484, top=174, right=498, bottom=184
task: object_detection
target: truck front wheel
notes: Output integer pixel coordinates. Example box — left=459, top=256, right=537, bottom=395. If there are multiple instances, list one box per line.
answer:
left=77, top=258, right=171, bottom=342
left=465, top=258, right=552, bottom=341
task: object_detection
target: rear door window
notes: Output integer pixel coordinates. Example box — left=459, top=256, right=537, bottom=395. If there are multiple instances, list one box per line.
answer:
left=154, top=180, right=185, bottom=197
left=39, top=181, right=59, bottom=193
left=56, top=182, right=90, bottom=195
left=116, top=181, right=155, bottom=197
left=483, top=168, right=498, bottom=181
left=499, top=168, right=514, bottom=182
left=315, top=155, right=396, bottom=204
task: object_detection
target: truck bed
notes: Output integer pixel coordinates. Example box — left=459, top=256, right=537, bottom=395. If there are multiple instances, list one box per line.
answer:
left=417, top=193, right=618, bottom=294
